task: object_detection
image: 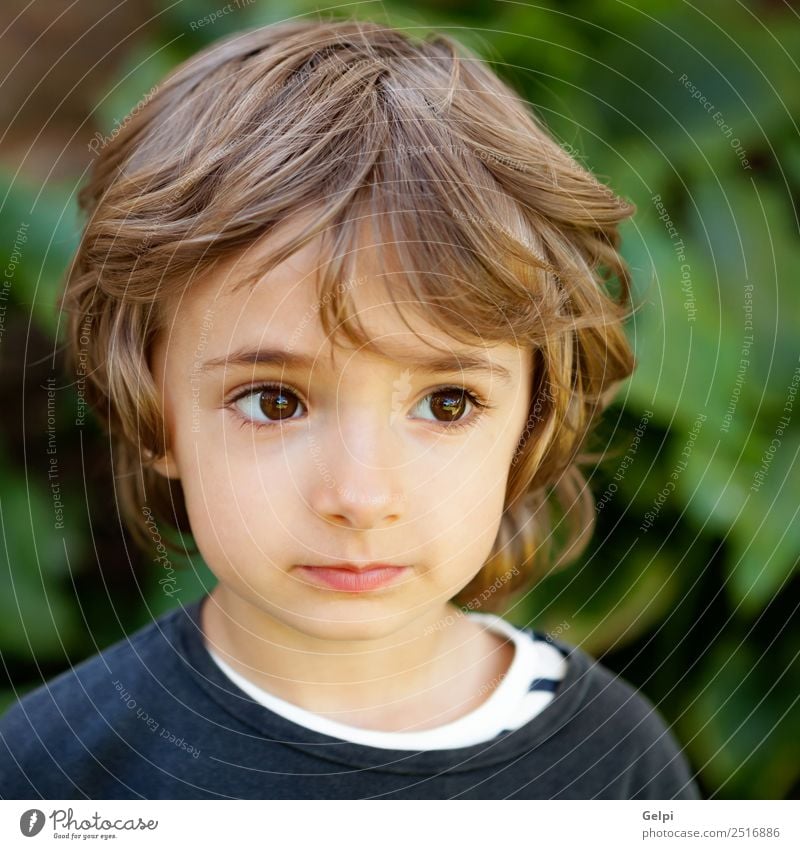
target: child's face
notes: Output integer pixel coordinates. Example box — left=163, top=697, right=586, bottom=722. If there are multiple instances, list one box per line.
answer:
left=150, top=221, right=533, bottom=640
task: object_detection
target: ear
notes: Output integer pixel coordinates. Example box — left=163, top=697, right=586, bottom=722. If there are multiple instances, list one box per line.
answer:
left=146, top=449, right=181, bottom=480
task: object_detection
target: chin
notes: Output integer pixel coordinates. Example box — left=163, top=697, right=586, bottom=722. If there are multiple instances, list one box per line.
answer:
left=287, top=604, right=415, bottom=642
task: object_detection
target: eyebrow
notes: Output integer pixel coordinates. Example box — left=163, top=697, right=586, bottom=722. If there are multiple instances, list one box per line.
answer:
left=198, top=347, right=514, bottom=386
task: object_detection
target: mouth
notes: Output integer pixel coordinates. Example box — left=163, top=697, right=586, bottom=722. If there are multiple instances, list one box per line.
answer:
left=294, top=563, right=411, bottom=593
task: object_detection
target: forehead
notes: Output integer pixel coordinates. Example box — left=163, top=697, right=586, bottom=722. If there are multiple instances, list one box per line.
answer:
left=167, top=217, right=529, bottom=377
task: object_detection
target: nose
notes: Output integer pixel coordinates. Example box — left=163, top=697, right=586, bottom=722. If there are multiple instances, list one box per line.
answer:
left=307, top=411, right=407, bottom=530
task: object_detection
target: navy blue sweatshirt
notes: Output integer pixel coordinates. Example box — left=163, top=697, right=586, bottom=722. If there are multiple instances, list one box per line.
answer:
left=0, top=595, right=702, bottom=799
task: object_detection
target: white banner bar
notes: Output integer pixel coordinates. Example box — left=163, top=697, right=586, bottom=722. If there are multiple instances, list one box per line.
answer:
left=1, top=799, right=797, bottom=848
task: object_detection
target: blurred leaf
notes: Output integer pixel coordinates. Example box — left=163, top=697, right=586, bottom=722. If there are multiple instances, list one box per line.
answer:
left=515, top=542, right=682, bottom=656
left=0, top=472, right=84, bottom=658
left=0, top=172, right=81, bottom=339
left=686, top=635, right=800, bottom=799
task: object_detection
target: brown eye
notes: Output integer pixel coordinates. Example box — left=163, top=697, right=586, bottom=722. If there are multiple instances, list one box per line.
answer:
left=412, top=387, right=477, bottom=426
left=258, top=386, right=301, bottom=420
left=410, top=386, right=490, bottom=431
left=231, top=383, right=306, bottom=426
left=430, top=389, right=468, bottom=421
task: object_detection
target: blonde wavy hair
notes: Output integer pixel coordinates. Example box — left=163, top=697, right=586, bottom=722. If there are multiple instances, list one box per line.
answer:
left=60, top=17, right=637, bottom=613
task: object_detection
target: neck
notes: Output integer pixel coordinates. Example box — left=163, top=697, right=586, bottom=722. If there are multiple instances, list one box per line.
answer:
left=200, top=583, right=514, bottom=732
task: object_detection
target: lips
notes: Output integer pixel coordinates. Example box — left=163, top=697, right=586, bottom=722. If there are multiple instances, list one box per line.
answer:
left=299, top=562, right=405, bottom=572
left=295, top=563, right=411, bottom=592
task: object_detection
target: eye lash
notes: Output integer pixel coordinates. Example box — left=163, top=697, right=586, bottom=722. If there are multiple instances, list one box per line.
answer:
left=440, top=385, right=492, bottom=411
left=226, top=380, right=300, bottom=406
left=224, top=381, right=494, bottom=432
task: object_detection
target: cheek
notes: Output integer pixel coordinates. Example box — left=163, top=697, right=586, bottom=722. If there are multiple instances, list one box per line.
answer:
left=178, top=437, right=303, bottom=559
left=175, top=436, right=253, bottom=539
left=420, top=451, right=509, bottom=566
left=448, top=429, right=516, bottom=519
left=428, top=430, right=514, bottom=504
left=179, top=457, right=245, bottom=570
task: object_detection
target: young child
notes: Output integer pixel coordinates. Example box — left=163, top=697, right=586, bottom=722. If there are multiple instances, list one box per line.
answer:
left=0, top=18, right=701, bottom=800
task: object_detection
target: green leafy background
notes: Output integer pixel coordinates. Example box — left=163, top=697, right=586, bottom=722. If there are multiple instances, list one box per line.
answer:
left=1, top=0, right=798, bottom=799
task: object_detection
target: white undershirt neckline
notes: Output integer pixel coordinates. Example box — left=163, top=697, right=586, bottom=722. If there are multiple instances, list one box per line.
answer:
left=204, top=611, right=567, bottom=751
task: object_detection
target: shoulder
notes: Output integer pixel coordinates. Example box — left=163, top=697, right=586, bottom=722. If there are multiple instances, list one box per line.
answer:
left=0, top=604, right=190, bottom=798
left=539, top=631, right=701, bottom=799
